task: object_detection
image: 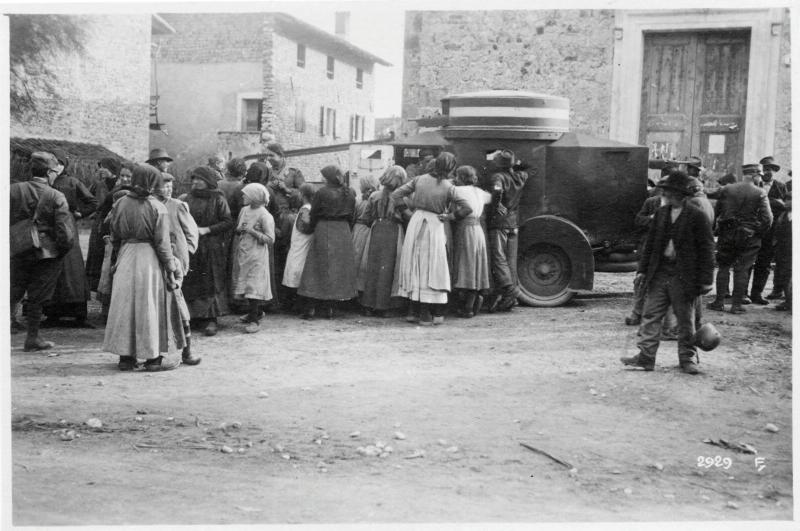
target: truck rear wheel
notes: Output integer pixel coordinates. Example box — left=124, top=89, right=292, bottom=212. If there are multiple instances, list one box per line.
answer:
left=517, top=243, right=575, bottom=307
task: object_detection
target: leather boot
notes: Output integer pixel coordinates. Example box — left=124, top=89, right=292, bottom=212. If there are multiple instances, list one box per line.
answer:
left=23, top=312, right=54, bottom=352
left=181, top=336, right=201, bottom=365
left=473, top=294, right=484, bottom=317
left=463, top=292, right=476, bottom=318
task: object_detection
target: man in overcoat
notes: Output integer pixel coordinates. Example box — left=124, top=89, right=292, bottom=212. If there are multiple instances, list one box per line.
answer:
left=10, top=152, right=74, bottom=350
left=749, top=156, right=788, bottom=303
left=708, top=164, right=772, bottom=314
left=621, top=170, right=715, bottom=374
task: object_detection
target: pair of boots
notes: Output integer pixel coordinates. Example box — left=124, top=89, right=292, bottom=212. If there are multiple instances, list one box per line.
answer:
left=239, top=300, right=263, bottom=333
left=459, top=291, right=484, bottom=318
left=21, top=309, right=54, bottom=352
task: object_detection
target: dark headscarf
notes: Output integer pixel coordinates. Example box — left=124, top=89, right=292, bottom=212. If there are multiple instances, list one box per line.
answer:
left=245, top=162, right=272, bottom=185
left=430, top=152, right=457, bottom=181
left=131, top=164, right=163, bottom=198
left=321, top=165, right=344, bottom=186
left=190, top=166, right=219, bottom=189
left=380, top=165, right=407, bottom=190
left=98, top=157, right=121, bottom=176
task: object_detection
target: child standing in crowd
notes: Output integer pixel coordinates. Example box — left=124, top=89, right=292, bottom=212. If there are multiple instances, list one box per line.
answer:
left=282, top=183, right=316, bottom=312
left=233, top=183, right=275, bottom=333
left=452, top=165, right=492, bottom=317
left=352, top=174, right=379, bottom=300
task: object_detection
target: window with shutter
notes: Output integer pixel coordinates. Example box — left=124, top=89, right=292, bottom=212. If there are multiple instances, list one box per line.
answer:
left=297, top=44, right=306, bottom=68
left=319, top=106, right=325, bottom=136
left=356, top=68, right=363, bottom=89
left=326, top=56, right=335, bottom=79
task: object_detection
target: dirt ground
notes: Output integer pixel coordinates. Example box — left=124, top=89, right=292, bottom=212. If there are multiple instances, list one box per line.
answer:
left=6, top=271, right=793, bottom=526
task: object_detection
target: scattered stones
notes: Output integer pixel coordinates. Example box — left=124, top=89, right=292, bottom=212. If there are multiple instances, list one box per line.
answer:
left=230, top=421, right=242, bottom=429
left=166, top=417, right=174, bottom=421
left=512, top=419, right=520, bottom=423
left=237, top=448, right=245, bottom=454
left=765, top=423, right=780, bottom=433
left=393, top=432, right=406, bottom=440
left=640, top=396, right=649, bottom=401
left=375, top=441, right=385, bottom=449
left=623, top=487, right=633, bottom=495
left=384, top=445, right=394, bottom=453
left=600, top=393, right=607, bottom=398
left=59, top=430, right=76, bottom=441
left=651, top=462, right=664, bottom=471
left=246, top=442, right=253, bottom=448
left=85, top=418, right=103, bottom=429
left=136, top=410, right=148, bottom=415
left=701, top=495, right=711, bottom=501
left=726, top=501, right=739, bottom=510
left=58, top=419, right=68, bottom=425
left=611, top=470, right=622, bottom=475
left=134, top=416, right=143, bottom=422
left=47, top=353, right=59, bottom=357
left=96, top=381, right=104, bottom=386
left=221, top=446, right=234, bottom=454
left=446, top=446, right=459, bottom=453
left=357, top=446, right=381, bottom=457
left=258, top=392, right=269, bottom=398
left=569, top=468, right=578, bottom=477
left=281, top=453, right=291, bottom=460
left=349, top=431, right=361, bottom=438
left=589, top=388, right=598, bottom=396
left=437, top=439, right=448, bottom=446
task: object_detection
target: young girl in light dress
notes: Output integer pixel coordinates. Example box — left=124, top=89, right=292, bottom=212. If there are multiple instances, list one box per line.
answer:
left=282, top=183, right=316, bottom=312
left=234, top=183, right=275, bottom=333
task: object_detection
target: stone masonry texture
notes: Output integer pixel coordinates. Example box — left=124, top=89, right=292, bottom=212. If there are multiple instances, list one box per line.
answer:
left=10, top=14, right=152, bottom=162
left=402, top=10, right=616, bottom=138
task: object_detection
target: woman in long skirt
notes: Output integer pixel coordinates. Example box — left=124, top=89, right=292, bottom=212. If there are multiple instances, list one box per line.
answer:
left=181, top=167, right=234, bottom=336
left=282, top=183, right=316, bottom=312
left=298, top=165, right=357, bottom=319
left=103, top=165, right=183, bottom=371
left=452, top=165, right=492, bottom=317
left=361, top=166, right=407, bottom=315
left=391, top=153, right=472, bottom=325
left=352, top=174, right=379, bottom=298
left=234, top=183, right=275, bottom=333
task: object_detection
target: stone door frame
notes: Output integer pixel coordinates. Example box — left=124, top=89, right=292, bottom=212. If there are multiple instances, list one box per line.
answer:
left=610, top=8, right=784, bottom=162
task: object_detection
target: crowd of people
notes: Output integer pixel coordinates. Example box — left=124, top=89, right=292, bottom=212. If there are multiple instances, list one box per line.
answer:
left=621, top=155, right=792, bottom=375
left=10, top=144, right=531, bottom=372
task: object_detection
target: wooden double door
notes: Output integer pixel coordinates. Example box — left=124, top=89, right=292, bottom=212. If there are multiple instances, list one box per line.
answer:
left=640, top=30, right=750, bottom=182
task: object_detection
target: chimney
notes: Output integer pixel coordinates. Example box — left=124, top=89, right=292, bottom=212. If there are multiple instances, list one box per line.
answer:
left=335, top=11, right=350, bottom=40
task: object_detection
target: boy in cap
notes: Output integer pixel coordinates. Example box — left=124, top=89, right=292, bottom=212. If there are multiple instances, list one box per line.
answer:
left=621, top=170, right=715, bottom=374
left=708, top=164, right=772, bottom=313
left=10, top=152, right=75, bottom=349
left=487, top=149, right=529, bottom=312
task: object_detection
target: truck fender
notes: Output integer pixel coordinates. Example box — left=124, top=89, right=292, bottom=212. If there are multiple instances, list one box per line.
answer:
left=518, top=215, right=594, bottom=291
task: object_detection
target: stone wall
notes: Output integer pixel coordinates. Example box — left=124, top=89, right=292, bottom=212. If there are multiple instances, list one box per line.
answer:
left=10, top=14, right=152, bottom=161
left=156, top=13, right=265, bottom=63
left=773, top=8, right=792, bottom=175
left=402, top=10, right=615, bottom=136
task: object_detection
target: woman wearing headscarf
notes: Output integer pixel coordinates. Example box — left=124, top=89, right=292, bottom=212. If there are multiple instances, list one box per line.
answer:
left=391, top=152, right=472, bottom=325
left=352, top=173, right=379, bottom=298
left=103, top=165, right=183, bottom=371
left=86, top=159, right=125, bottom=295
left=298, top=165, right=357, bottom=319
left=181, top=166, right=234, bottom=336
left=361, top=165, right=408, bottom=315
left=452, top=165, right=492, bottom=317
left=233, top=183, right=275, bottom=333
left=282, top=183, right=316, bottom=312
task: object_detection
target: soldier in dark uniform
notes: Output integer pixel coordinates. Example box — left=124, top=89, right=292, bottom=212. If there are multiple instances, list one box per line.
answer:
left=42, top=149, right=98, bottom=327
left=10, top=152, right=75, bottom=350
left=621, top=170, right=715, bottom=374
left=708, top=163, right=773, bottom=314
left=749, top=156, right=788, bottom=303
left=486, top=149, right=528, bottom=312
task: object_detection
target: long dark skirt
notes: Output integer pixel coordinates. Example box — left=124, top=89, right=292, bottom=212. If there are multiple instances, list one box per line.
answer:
left=298, top=220, right=357, bottom=301
left=361, top=220, right=404, bottom=310
left=44, top=215, right=90, bottom=318
left=85, top=217, right=105, bottom=291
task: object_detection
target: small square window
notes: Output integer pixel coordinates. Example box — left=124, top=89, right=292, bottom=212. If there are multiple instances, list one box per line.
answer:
left=241, top=99, right=262, bottom=132
left=327, top=56, right=335, bottom=79
left=356, top=68, right=363, bottom=89
left=297, top=44, right=306, bottom=68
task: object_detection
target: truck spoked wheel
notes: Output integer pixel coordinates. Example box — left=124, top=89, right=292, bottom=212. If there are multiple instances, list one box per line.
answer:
left=517, top=243, right=574, bottom=307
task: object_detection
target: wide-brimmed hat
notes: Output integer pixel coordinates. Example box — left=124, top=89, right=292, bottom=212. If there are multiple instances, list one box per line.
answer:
left=742, top=163, right=763, bottom=176
left=758, top=156, right=780, bottom=172
left=656, top=170, right=693, bottom=195
left=673, top=156, right=703, bottom=171
left=146, top=148, right=173, bottom=163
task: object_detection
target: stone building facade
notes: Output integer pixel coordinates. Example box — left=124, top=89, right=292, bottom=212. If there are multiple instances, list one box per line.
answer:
left=9, top=14, right=170, bottom=162
left=151, top=12, right=389, bottom=181
left=403, top=8, right=791, bottom=180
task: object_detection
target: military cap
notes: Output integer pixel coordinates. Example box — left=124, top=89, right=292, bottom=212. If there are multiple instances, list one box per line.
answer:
left=742, top=163, right=763, bottom=175
left=759, top=156, right=780, bottom=172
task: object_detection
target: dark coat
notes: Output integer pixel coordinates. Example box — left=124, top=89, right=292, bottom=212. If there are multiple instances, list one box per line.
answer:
left=765, top=179, right=788, bottom=219
left=181, top=190, right=233, bottom=301
left=638, top=201, right=715, bottom=299
left=714, top=181, right=772, bottom=236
